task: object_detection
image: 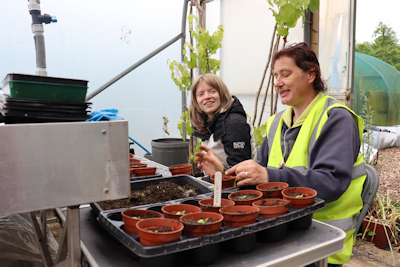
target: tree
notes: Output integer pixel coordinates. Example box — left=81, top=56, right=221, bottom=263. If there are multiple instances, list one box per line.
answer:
left=356, top=21, right=400, bottom=71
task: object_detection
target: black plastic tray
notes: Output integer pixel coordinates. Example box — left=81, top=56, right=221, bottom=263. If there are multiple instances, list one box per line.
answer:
left=97, top=188, right=325, bottom=260
left=130, top=174, right=162, bottom=181
left=91, top=175, right=213, bottom=217
left=2, top=73, right=88, bottom=87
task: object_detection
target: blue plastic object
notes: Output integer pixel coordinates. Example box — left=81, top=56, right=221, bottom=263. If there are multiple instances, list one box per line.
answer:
left=86, top=109, right=124, bottom=121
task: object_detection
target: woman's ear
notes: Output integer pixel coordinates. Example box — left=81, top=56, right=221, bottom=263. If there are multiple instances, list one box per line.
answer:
left=308, top=67, right=316, bottom=84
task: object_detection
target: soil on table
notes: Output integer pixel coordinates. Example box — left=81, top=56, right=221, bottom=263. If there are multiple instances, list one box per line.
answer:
left=98, top=181, right=202, bottom=211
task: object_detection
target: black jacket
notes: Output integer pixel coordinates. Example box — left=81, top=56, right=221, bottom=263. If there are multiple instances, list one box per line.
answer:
left=194, top=96, right=255, bottom=167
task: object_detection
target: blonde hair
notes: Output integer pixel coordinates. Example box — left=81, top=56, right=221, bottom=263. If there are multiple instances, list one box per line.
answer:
left=190, top=74, right=232, bottom=134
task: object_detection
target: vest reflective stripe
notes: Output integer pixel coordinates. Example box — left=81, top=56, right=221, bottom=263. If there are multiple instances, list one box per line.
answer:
left=324, top=215, right=359, bottom=232
left=307, top=98, right=340, bottom=165
left=268, top=111, right=284, bottom=154
left=353, top=162, right=366, bottom=180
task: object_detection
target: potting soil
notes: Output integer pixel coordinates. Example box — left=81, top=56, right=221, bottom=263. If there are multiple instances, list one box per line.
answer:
left=98, top=181, right=202, bottom=210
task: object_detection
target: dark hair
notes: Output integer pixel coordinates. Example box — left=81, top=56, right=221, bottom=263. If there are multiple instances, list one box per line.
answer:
left=272, top=42, right=326, bottom=92
left=190, top=74, right=232, bottom=134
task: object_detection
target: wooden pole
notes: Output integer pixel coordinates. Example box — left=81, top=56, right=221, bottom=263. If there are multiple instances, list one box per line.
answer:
left=310, top=9, right=319, bottom=58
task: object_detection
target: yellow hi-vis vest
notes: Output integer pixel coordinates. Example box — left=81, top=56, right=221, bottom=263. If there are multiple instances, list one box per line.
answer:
left=266, top=95, right=366, bottom=264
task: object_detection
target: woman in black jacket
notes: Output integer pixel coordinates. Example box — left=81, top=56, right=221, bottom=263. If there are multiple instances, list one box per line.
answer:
left=190, top=74, right=257, bottom=177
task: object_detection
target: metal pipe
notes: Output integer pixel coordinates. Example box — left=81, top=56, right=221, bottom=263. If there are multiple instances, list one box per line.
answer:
left=347, top=0, right=357, bottom=109
left=28, top=0, right=56, bottom=76
left=181, top=0, right=189, bottom=138
left=86, top=32, right=184, bottom=101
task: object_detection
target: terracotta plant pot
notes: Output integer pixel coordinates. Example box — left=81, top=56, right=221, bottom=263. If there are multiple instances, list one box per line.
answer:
left=256, top=182, right=289, bottom=199
left=130, top=163, right=148, bottom=168
left=121, top=209, right=163, bottom=233
left=281, top=187, right=317, bottom=208
left=211, top=174, right=236, bottom=189
left=228, top=190, right=263, bottom=206
left=198, top=198, right=235, bottom=213
left=169, top=163, right=192, bottom=175
left=132, top=167, right=156, bottom=177
left=362, top=217, right=392, bottom=249
left=180, top=212, right=224, bottom=237
left=252, top=198, right=290, bottom=218
left=130, top=158, right=141, bottom=165
left=219, top=206, right=259, bottom=227
left=136, top=218, right=184, bottom=246
left=161, top=204, right=201, bottom=220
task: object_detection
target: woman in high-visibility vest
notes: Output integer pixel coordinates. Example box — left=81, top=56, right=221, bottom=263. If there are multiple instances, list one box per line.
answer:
left=195, top=43, right=366, bottom=267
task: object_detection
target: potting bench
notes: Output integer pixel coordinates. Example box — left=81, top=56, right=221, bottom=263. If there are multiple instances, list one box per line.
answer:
left=70, top=205, right=346, bottom=267
left=0, top=121, right=130, bottom=267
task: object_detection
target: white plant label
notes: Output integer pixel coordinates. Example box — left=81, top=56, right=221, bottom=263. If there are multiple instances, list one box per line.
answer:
left=213, top=171, right=222, bottom=207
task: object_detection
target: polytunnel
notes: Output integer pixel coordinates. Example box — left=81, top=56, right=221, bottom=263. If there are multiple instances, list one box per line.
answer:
left=354, top=52, right=400, bottom=126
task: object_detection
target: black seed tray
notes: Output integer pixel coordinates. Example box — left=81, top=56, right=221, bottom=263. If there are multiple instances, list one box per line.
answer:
left=90, top=175, right=213, bottom=217
left=97, top=187, right=325, bottom=261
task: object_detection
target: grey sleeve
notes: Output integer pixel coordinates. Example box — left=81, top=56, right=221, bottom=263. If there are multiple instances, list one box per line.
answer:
left=267, top=107, right=360, bottom=203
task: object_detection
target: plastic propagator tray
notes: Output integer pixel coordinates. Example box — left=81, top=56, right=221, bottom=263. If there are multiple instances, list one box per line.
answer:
left=2, top=73, right=88, bottom=101
left=97, top=188, right=325, bottom=265
left=90, top=175, right=213, bottom=217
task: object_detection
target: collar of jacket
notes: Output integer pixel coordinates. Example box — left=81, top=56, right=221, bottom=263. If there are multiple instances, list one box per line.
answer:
left=282, top=92, right=324, bottom=128
left=193, top=96, right=245, bottom=141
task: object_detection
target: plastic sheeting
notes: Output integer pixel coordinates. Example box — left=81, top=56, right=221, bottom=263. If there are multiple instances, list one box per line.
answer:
left=370, top=125, right=400, bottom=149
left=0, top=213, right=59, bottom=266
left=354, top=53, right=400, bottom=126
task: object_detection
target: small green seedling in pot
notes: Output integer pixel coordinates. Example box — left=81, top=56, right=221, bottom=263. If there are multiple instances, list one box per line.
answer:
left=295, top=195, right=304, bottom=198
left=197, top=218, right=209, bottom=224
left=239, top=195, right=247, bottom=200
left=176, top=210, right=186, bottom=215
left=147, top=229, right=158, bottom=233
left=132, top=216, right=141, bottom=219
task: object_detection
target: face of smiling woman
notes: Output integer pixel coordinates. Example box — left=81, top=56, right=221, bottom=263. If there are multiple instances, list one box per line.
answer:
left=273, top=56, right=317, bottom=117
left=195, top=80, right=221, bottom=119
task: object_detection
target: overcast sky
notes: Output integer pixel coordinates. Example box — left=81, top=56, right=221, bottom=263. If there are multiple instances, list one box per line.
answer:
left=356, top=0, right=400, bottom=43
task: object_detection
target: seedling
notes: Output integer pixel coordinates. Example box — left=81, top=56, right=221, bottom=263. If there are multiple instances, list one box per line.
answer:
left=239, top=195, right=247, bottom=200
left=295, top=195, right=304, bottom=198
left=176, top=210, right=186, bottom=215
left=197, top=218, right=209, bottom=224
left=132, top=216, right=141, bottom=219
left=147, top=229, right=158, bottom=233
left=141, top=193, right=145, bottom=197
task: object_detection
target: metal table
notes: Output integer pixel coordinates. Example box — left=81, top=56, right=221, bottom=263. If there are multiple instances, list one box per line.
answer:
left=0, top=121, right=130, bottom=267
left=77, top=206, right=345, bottom=267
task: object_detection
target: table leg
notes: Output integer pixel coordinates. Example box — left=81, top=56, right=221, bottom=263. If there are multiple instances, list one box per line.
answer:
left=315, top=257, right=328, bottom=267
left=67, top=206, right=81, bottom=267
left=29, top=212, right=54, bottom=267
